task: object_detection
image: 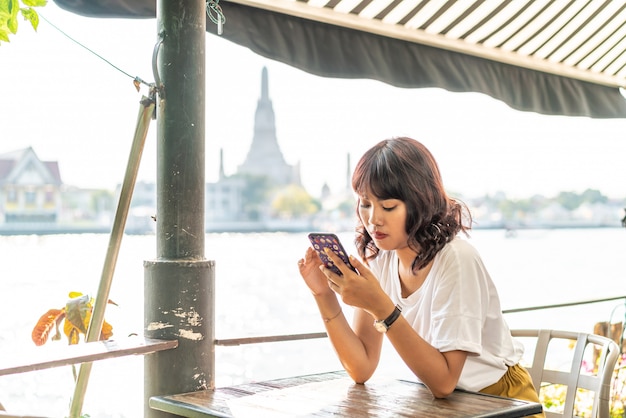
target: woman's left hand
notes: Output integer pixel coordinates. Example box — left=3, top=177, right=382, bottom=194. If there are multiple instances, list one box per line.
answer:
left=321, top=249, right=390, bottom=317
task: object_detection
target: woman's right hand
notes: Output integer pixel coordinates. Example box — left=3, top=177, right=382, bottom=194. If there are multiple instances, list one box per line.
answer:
left=297, top=247, right=333, bottom=296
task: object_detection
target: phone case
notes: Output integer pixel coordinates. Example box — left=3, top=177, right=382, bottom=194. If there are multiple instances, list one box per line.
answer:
left=308, top=233, right=357, bottom=275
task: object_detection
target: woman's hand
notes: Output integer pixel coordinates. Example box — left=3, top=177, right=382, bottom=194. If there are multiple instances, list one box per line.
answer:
left=297, top=247, right=334, bottom=296
left=321, top=249, right=391, bottom=319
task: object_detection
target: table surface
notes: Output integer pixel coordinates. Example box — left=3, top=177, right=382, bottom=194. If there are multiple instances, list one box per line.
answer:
left=149, top=370, right=543, bottom=418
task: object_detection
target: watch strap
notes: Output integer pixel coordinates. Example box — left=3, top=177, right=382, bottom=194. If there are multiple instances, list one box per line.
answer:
left=375, top=305, right=402, bottom=332
left=383, top=305, right=402, bottom=328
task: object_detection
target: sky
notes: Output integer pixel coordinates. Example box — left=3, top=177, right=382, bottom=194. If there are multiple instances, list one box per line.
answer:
left=2, top=2, right=626, bottom=200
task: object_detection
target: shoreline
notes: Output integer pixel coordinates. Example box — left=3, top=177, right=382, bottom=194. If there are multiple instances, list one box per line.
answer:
left=0, top=223, right=621, bottom=236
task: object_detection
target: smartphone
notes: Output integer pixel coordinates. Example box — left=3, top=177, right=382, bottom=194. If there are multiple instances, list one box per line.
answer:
left=307, top=233, right=357, bottom=275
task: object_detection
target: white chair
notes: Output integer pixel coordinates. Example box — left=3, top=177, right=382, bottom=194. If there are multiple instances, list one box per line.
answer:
left=512, top=329, right=620, bottom=418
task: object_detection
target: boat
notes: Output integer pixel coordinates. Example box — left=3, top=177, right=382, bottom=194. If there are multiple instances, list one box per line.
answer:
left=5, top=1, right=626, bottom=417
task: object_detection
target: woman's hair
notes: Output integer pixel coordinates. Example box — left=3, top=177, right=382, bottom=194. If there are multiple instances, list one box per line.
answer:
left=352, top=137, right=472, bottom=272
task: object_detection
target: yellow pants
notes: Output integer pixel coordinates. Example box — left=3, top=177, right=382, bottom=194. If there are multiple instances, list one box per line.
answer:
left=479, top=364, right=545, bottom=418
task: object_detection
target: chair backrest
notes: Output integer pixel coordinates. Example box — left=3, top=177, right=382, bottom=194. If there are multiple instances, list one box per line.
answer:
left=511, top=329, right=620, bottom=418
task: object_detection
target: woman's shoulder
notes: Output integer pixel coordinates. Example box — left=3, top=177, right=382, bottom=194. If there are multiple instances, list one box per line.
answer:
left=439, top=236, right=481, bottom=261
left=435, top=237, right=491, bottom=283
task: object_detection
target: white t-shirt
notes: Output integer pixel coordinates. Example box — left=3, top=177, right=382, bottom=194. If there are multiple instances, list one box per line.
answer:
left=369, top=237, right=524, bottom=391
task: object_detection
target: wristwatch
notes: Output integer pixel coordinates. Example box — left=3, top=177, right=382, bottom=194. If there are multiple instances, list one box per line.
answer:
left=373, top=305, right=402, bottom=333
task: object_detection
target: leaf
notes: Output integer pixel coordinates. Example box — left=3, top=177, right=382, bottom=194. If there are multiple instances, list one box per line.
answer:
left=8, top=0, right=18, bottom=16
left=20, top=7, right=38, bottom=31
left=0, top=16, right=9, bottom=32
left=100, top=320, right=113, bottom=341
left=7, top=0, right=17, bottom=28
left=0, top=4, right=12, bottom=42
left=21, top=0, right=47, bottom=7
left=33, top=291, right=115, bottom=346
left=63, top=316, right=76, bottom=343
left=7, top=13, right=16, bottom=33
left=65, top=294, right=91, bottom=334
left=31, top=308, right=65, bottom=346
left=66, top=326, right=80, bottom=345
left=0, top=0, right=45, bottom=44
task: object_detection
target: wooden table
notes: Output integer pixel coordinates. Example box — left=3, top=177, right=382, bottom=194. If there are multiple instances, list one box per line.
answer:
left=149, top=371, right=542, bottom=417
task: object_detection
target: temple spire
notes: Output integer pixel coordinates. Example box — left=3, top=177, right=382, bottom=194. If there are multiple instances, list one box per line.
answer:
left=219, top=148, right=225, bottom=180
left=238, top=66, right=299, bottom=186
left=261, top=66, right=269, bottom=101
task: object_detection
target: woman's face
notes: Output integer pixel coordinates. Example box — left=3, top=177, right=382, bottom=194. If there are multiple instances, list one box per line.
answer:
left=358, top=191, right=409, bottom=251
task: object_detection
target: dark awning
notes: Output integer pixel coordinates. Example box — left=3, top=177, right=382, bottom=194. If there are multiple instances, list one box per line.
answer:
left=53, top=0, right=626, bottom=118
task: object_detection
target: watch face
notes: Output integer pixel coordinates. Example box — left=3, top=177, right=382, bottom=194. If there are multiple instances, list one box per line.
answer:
left=374, top=321, right=388, bottom=333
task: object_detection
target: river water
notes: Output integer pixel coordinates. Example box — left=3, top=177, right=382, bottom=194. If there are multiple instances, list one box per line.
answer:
left=1, top=228, right=624, bottom=417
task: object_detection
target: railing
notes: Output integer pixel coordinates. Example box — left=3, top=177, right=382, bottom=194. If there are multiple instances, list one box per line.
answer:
left=501, top=295, right=626, bottom=314
left=0, top=337, right=178, bottom=377
left=215, top=332, right=327, bottom=346
left=213, top=295, right=626, bottom=347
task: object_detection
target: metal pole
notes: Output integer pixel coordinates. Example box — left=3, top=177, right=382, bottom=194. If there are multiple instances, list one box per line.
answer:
left=69, top=96, right=155, bottom=418
left=144, top=2, right=214, bottom=417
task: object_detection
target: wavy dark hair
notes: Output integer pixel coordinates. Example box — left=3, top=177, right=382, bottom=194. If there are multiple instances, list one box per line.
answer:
left=352, top=137, right=472, bottom=272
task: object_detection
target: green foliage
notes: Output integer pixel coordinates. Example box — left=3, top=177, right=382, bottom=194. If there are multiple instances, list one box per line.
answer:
left=497, top=199, right=529, bottom=220
left=484, top=188, right=613, bottom=225
left=557, top=191, right=584, bottom=211
left=271, top=184, right=319, bottom=218
left=580, top=188, right=609, bottom=204
left=556, top=188, right=606, bottom=211
left=0, top=0, right=47, bottom=44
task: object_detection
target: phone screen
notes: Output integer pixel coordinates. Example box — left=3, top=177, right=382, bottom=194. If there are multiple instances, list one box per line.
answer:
left=308, top=233, right=357, bottom=275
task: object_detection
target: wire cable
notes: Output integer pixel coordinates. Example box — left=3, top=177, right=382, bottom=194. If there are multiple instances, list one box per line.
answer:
left=38, top=12, right=152, bottom=89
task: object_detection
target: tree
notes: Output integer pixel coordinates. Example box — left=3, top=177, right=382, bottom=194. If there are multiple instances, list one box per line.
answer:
left=271, top=184, right=319, bottom=219
left=0, top=0, right=47, bottom=44
left=556, top=191, right=584, bottom=211
left=580, top=188, right=608, bottom=204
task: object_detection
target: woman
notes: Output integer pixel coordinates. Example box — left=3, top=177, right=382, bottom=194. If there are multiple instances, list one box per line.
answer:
left=297, top=137, right=542, bottom=414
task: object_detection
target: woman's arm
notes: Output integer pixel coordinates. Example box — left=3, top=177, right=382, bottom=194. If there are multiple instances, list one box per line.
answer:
left=384, top=316, right=467, bottom=398
left=298, top=247, right=384, bottom=382
left=314, top=294, right=383, bottom=383
left=323, top=251, right=468, bottom=397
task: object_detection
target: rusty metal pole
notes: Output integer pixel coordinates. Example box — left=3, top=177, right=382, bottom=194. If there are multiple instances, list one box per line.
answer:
left=144, top=1, right=214, bottom=417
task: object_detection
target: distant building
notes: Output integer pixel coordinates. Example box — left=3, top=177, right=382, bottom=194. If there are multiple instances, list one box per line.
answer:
left=206, top=67, right=301, bottom=227
left=236, top=66, right=301, bottom=187
left=205, top=149, right=247, bottom=223
left=0, top=147, right=62, bottom=224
